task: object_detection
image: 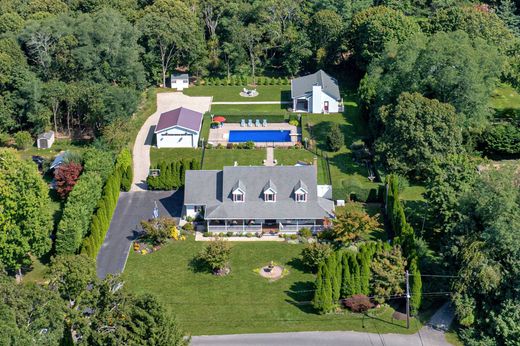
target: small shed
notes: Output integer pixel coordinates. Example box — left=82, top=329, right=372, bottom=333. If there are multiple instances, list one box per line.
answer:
left=171, top=73, right=189, bottom=90
left=37, top=131, right=55, bottom=149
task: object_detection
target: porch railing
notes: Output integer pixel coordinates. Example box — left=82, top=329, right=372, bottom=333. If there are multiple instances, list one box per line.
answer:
left=207, top=224, right=323, bottom=233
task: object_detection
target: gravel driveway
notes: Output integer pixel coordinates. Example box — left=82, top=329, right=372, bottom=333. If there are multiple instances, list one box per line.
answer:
left=131, top=92, right=212, bottom=191
left=96, top=190, right=183, bottom=279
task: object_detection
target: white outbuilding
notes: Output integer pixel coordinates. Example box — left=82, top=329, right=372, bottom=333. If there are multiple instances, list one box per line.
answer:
left=155, top=107, right=203, bottom=148
left=171, top=73, right=189, bottom=90
left=37, top=131, right=55, bottom=149
left=291, top=70, right=342, bottom=114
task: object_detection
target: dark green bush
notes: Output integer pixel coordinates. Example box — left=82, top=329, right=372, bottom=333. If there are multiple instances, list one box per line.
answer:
left=147, top=158, right=199, bottom=190
left=14, top=131, right=32, bottom=150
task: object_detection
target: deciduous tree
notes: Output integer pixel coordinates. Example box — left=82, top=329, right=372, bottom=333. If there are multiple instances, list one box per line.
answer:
left=54, top=162, right=83, bottom=199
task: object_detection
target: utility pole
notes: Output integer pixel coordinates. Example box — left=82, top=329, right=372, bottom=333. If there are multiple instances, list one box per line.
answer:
left=405, top=270, right=410, bottom=329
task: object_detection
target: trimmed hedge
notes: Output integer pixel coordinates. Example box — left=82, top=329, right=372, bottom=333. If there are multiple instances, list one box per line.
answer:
left=55, top=172, right=103, bottom=255
left=81, top=149, right=133, bottom=258
left=147, top=158, right=200, bottom=190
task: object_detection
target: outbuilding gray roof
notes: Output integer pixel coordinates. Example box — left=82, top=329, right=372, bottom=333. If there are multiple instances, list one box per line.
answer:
left=184, top=166, right=334, bottom=220
left=155, top=107, right=203, bottom=133
left=291, top=70, right=341, bottom=100
left=171, top=73, right=189, bottom=80
left=38, top=131, right=54, bottom=140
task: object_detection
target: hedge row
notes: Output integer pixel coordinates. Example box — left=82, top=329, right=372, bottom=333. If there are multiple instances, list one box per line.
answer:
left=55, top=172, right=103, bottom=255
left=81, top=150, right=131, bottom=258
left=313, top=242, right=382, bottom=314
left=199, top=76, right=290, bottom=86
left=147, top=159, right=200, bottom=190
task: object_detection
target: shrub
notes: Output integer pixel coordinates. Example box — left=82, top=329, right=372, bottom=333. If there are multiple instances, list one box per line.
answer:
left=269, top=77, right=275, bottom=85
left=244, top=141, right=255, bottom=149
left=54, top=162, right=83, bottom=199
left=326, top=124, right=344, bottom=152
left=14, top=131, right=32, bottom=150
left=140, top=217, right=176, bottom=245
left=289, top=119, right=299, bottom=127
left=290, top=234, right=298, bottom=240
left=246, top=233, right=253, bottom=238
left=203, top=232, right=212, bottom=237
left=298, top=227, right=313, bottom=239
left=147, top=159, right=198, bottom=190
left=117, top=148, right=132, bottom=191
left=343, top=294, right=374, bottom=312
left=301, top=242, right=333, bottom=272
left=82, top=148, right=115, bottom=182
left=197, top=239, right=231, bottom=272
left=0, top=132, right=10, bottom=146
left=226, top=231, right=234, bottom=237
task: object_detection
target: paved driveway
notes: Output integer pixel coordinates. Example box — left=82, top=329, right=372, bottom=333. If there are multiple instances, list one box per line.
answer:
left=96, top=190, right=183, bottom=279
left=131, top=92, right=212, bottom=191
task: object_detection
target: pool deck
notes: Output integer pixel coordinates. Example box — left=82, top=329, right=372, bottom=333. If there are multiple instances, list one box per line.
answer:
left=208, top=123, right=299, bottom=147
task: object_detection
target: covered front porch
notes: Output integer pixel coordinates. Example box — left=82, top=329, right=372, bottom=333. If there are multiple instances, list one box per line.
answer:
left=292, top=97, right=309, bottom=112
left=206, top=218, right=325, bottom=234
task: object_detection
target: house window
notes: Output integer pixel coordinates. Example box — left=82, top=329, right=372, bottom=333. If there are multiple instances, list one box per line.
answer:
left=233, top=192, right=244, bottom=202
left=295, top=192, right=307, bottom=202
left=264, top=191, right=276, bottom=202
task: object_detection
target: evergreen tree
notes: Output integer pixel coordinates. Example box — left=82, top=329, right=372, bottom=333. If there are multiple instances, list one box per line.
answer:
left=313, top=262, right=325, bottom=313
left=496, top=0, right=520, bottom=35
left=409, top=257, right=422, bottom=315
left=359, top=251, right=371, bottom=295
left=349, top=254, right=361, bottom=294
left=322, top=261, right=334, bottom=313
left=341, top=252, right=353, bottom=297
left=327, top=252, right=341, bottom=304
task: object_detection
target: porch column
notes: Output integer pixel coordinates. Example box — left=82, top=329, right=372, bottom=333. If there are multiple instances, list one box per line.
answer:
left=293, top=97, right=296, bottom=111
left=313, top=219, right=316, bottom=232
left=296, top=219, right=299, bottom=232
left=242, top=220, right=245, bottom=232
left=206, top=220, right=209, bottom=233
left=225, top=219, right=228, bottom=232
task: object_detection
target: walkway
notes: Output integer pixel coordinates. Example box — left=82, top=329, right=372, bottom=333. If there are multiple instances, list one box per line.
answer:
left=211, top=101, right=291, bottom=105
left=265, top=147, right=275, bottom=166
left=96, top=190, right=183, bottom=278
left=131, top=92, right=212, bottom=191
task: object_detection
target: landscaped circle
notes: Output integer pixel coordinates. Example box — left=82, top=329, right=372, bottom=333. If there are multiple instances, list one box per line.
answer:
left=239, top=90, right=259, bottom=97
left=258, top=265, right=284, bottom=281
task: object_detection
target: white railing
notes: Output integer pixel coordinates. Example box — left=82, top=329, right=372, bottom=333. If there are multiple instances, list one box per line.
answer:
left=208, top=225, right=262, bottom=233
left=280, top=225, right=324, bottom=232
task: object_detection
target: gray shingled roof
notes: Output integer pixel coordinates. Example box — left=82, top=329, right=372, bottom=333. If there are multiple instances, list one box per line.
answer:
left=155, top=107, right=203, bottom=133
left=184, top=166, right=334, bottom=220
left=295, top=179, right=308, bottom=193
left=172, top=73, right=189, bottom=80
left=291, top=70, right=341, bottom=100
left=38, top=131, right=54, bottom=140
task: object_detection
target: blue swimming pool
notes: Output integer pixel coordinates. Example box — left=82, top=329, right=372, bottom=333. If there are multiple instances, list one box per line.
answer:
left=228, top=130, right=291, bottom=143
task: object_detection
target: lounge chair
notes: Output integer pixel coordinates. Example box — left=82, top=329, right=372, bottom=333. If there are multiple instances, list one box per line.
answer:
left=243, top=88, right=248, bottom=93
left=262, top=119, right=267, bottom=127
left=255, top=119, right=261, bottom=127
left=240, top=119, right=246, bottom=127
left=248, top=119, right=253, bottom=127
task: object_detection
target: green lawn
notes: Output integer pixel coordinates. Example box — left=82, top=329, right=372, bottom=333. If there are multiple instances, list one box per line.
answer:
left=17, top=138, right=89, bottom=161
left=122, top=238, right=422, bottom=335
left=184, top=85, right=291, bottom=102
left=202, top=149, right=266, bottom=169
left=490, top=84, right=520, bottom=111
left=150, top=148, right=202, bottom=166
left=210, top=103, right=291, bottom=115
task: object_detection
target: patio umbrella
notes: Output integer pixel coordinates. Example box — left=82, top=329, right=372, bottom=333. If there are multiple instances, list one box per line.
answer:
left=213, top=116, right=226, bottom=123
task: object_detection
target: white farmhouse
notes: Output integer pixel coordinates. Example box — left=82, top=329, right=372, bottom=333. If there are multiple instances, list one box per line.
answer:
left=155, top=107, right=203, bottom=148
left=291, top=70, right=342, bottom=114
left=171, top=73, right=189, bottom=90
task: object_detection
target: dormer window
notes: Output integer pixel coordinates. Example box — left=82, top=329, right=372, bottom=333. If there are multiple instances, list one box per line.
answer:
left=263, top=180, right=277, bottom=203
left=232, top=180, right=245, bottom=203
left=264, top=190, right=276, bottom=202
left=295, top=191, right=307, bottom=202
left=233, top=191, right=244, bottom=202
left=294, top=180, right=308, bottom=202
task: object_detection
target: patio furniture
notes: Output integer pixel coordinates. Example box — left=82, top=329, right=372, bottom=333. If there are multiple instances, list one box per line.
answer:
left=262, top=119, right=267, bottom=127
left=243, top=88, right=248, bottom=93
left=248, top=119, right=253, bottom=127
left=240, top=119, right=246, bottom=127
left=255, top=119, right=261, bottom=127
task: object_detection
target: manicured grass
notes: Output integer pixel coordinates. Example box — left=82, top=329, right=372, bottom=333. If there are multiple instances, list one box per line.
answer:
left=445, top=330, right=464, bottom=346
left=490, top=84, right=520, bottom=111
left=122, top=238, right=422, bottom=335
left=150, top=148, right=202, bottom=166
left=210, top=103, right=291, bottom=115
left=202, top=149, right=266, bottom=169
left=400, top=186, right=426, bottom=201
left=184, top=85, right=291, bottom=102
left=23, top=256, right=49, bottom=285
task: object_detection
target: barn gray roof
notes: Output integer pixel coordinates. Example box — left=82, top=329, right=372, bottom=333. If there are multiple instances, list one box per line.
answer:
left=184, top=166, right=334, bottom=220
left=291, top=70, right=340, bottom=100
left=171, top=73, right=189, bottom=80
left=155, top=107, right=203, bottom=133
left=38, top=131, right=54, bottom=140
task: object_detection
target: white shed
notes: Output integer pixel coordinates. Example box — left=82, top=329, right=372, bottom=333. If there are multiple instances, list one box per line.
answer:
left=37, top=131, right=55, bottom=149
left=291, top=70, right=342, bottom=114
left=171, top=73, right=189, bottom=90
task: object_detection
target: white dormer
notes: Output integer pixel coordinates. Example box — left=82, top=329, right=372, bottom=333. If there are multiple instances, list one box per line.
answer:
left=294, top=180, right=308, bottom=202
left=232, top=180, right=245, bottom=203
left=263, top=180, right=277, bottom=202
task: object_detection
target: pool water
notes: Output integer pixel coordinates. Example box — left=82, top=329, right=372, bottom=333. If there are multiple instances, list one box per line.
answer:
left=229, top=130, right=291, bottom=143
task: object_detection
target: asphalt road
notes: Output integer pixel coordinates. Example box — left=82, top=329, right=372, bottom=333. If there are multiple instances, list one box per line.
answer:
left=191, top=329, right=447, bottom=346
left=96, top=190, right=183, bottom=278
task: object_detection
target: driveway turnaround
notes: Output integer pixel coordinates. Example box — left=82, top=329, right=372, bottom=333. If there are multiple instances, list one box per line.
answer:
left=131, top=92, right=212, bottom=191
left=96, top=190, right=183, bottom=279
